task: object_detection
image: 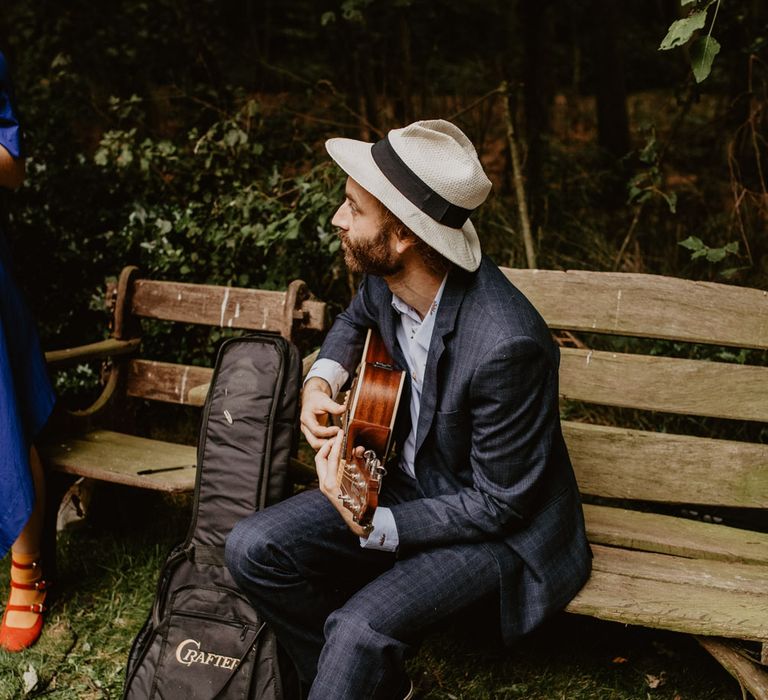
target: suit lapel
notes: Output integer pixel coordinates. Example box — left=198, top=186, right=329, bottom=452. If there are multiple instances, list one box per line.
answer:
left=414, top=267, right=466, bottom=458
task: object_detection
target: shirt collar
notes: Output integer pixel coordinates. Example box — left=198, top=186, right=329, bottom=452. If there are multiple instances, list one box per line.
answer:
left=390, top=273, right=448, bottom=324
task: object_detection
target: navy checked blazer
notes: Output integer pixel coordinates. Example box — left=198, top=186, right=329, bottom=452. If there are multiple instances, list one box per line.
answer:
left=318, top=255, right=592, bottom=641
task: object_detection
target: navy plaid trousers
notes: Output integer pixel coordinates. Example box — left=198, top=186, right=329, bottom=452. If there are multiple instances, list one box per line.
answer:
left=225, top=472, right=501, bottom=700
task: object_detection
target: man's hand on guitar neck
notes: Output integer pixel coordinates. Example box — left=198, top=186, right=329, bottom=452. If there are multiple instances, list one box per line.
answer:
left=300, top=377, right=346, bottom=450
left=315, top=433, right=371, bottom=538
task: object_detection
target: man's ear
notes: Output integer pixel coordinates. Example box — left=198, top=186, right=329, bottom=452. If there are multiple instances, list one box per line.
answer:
left=393, top=228, right=417, bottom=254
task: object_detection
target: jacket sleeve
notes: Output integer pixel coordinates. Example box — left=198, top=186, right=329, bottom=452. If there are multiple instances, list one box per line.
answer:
left=316, top=275, right=379, bottom=382
left=390, top=335, right=561, bottom=549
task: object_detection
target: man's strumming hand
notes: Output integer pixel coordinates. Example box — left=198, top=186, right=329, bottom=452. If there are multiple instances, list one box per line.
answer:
left=300, top=377, right=346, bottom=450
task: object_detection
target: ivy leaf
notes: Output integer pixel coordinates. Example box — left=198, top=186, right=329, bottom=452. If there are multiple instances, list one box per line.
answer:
left=659, top=11, right=708, bottom=50
left=706, top=247, right=726, bottom=262
left=156, top=219, right=172, bottom=235
left=679, top=236, right=704, bottom=251
left=690, top=35, right=721, bottom=82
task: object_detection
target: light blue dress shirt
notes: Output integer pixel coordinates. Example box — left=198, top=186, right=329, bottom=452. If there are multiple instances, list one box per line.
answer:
left=305, top=275, right=448, bottom=552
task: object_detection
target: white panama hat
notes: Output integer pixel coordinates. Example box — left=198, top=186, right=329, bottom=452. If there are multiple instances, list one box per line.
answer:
left=325, top=119, right=492, bottom=272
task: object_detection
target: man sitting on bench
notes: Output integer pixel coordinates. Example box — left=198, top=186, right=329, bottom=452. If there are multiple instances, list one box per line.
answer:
left=226, top=119, right=592, bottom=699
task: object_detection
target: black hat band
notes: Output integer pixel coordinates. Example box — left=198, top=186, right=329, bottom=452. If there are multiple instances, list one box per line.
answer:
left=371, top=136, right=472, bottom=229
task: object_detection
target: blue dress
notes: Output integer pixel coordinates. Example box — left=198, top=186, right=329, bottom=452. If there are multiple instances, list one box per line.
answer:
left=0, top=51, right=56, bottom=557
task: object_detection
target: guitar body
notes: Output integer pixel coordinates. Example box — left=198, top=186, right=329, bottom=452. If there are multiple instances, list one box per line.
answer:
left=338, top=328, right=406, bottom=526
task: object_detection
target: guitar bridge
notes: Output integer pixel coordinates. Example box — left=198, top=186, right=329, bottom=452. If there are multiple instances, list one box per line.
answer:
left=372, top=361, right=396, bottom=371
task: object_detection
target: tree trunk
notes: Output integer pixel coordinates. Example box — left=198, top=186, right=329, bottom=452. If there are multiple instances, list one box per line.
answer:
left=591, top=0, right=630, bottom=157
left=393, top=9, right=413, bottom=125
left=519, top=0, right=553, bottom=234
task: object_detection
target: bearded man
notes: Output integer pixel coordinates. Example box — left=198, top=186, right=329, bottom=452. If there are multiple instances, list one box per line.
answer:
left=226, top=120, right=592, bottom=699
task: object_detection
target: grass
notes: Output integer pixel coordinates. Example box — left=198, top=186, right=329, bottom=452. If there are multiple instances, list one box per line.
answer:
left=0, top=484, right=742, bottom=700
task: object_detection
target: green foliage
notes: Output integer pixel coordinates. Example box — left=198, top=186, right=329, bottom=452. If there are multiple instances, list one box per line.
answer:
left=659, top=9, right=708, bottom=50
left=1, top=0, right=765, bottom=385
left=690, top=35, right=721, bottom=83
left=659, top=0, right=721, bottom=83
left=90, top=95, right=343, bottom=291
left=626, top=128, right=677, bottom=214
left=678, top=236, right=738, bottom=263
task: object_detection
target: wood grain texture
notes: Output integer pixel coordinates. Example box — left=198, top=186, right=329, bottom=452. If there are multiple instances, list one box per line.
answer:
left=589, top=544, right=768, bottom=595
left=44, top=430, right=318, bottom=492
left=126, top=360, right=213, bottom=405
left=584, top=504, right=768, bottom=565
left=564, top=422, right=768, bottom=507
left=560, top=348, right=768, bottom=421
left=501, top=268, right=768, bottom=349
left=131, top=279, right=325, bottom=334
left=567, top=566, right=768, bottom=641
left=41, top=430, right=196, bottom=492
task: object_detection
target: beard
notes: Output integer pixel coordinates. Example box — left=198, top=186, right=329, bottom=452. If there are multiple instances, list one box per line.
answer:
left=339, top=225, right=403, bottom=277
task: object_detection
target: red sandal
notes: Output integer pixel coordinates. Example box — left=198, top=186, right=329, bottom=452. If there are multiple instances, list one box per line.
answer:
left=0, top=558, right=49, bottom=652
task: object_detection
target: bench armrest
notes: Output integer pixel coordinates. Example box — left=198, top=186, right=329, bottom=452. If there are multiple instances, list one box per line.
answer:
left=45, top=338, right=141, bottom=368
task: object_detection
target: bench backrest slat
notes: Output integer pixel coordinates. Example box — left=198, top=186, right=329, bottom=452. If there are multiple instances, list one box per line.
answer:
left=126, top=360, right=212, bottom=406
left=560, top=348, right=768, bottom=422
left=503, top=269, right=768, bottom=349
left=499, top=267, right=768, bottom=510
left=565, top=422, right=768, bottom=508
left=131, top=279, right=326, bottom=334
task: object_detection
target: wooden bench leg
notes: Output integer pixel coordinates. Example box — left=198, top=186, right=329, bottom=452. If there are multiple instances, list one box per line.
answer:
left=40, top=468, right=76, bottom=594
left=696, top=636, right=768, bottom=700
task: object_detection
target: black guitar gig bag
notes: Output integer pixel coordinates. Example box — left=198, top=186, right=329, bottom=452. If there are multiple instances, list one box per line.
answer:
left=123, top=334, right=302, bottom=700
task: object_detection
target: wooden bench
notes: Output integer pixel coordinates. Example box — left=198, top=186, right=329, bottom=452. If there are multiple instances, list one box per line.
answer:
left=501, top=268, right=768, bottom=699
left=41, top=264, right=767, bottom=696
left=40, top=265, right=326, bottom=499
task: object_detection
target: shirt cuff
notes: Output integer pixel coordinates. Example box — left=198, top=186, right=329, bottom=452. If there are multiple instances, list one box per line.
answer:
left=359, top=507, right=399, bottom=552
left=304, top=358, right=349, bottom=400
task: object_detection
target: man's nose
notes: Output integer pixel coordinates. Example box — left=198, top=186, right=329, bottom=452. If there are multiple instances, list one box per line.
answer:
left=331, top=202, right=348, bottom=230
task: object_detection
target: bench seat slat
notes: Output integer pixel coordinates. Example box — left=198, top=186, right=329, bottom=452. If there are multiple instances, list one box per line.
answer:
left=503, top=268, right=768, bottom=349
left=567, top=549, right=768, bottom=641
left=565, top=422, right=768, bottom=508
left=585, top=504, right=768, bottom=565
left=589, top=544, right=768, bottom=595
left=126, top=360, right=213, bottom=406
left=41, top=430, right=197, bottom=492
left=131, top=280, right=325, bottom=332
left=560, top=348, right=768, bottom=422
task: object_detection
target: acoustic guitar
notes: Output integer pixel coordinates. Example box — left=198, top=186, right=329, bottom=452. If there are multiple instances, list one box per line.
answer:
left=337, top=328, right=406, bottom=527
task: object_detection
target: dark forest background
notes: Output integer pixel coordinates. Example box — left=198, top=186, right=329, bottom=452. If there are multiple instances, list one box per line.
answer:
left=1, top=0, right=766, bottom=384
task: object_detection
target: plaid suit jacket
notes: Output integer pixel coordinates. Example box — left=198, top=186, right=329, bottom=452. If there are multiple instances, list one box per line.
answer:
left=318, top=255, right=592, bottom=640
